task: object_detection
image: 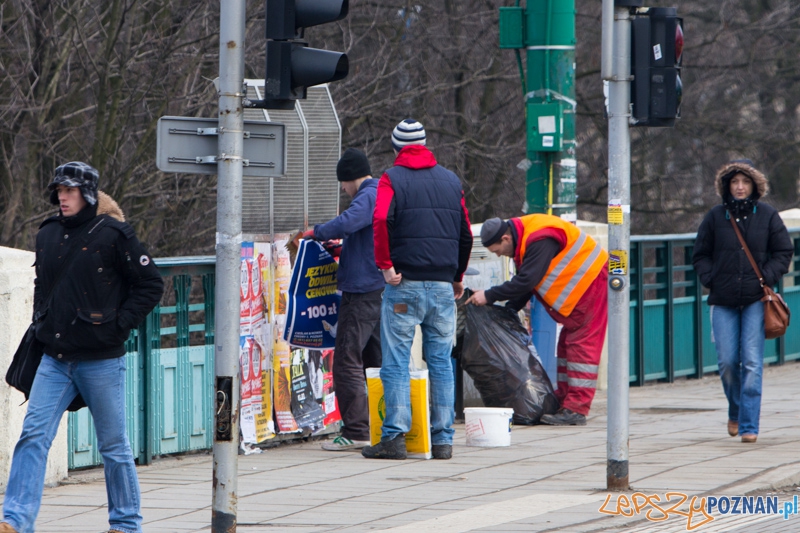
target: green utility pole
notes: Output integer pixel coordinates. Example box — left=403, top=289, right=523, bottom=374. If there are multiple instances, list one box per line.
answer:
left=500, top=0, right=577, bottom=220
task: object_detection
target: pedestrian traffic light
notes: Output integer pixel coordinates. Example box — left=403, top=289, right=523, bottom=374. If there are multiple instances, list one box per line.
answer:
left=261, top=0, right=349, bottom=110
left=630, top=7, right=683, bottom=127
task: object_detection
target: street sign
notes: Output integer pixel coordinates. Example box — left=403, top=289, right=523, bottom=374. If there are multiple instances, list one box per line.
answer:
left=156, top=116, right=286, bottom=177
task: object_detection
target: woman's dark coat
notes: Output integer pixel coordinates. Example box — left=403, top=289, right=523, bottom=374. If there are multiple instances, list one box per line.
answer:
left=693, top=161, right=792, bottom=308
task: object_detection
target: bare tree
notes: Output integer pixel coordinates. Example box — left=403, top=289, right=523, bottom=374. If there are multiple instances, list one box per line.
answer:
left=575, top=0, right=800, bottom=233
left=2, top=0, right=798, bottom=259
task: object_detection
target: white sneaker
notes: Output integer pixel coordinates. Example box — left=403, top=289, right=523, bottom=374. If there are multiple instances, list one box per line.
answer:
left=321, top=436, right=370, bottom=451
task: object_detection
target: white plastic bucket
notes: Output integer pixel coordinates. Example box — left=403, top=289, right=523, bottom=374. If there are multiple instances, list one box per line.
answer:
left=464, top=407, right=513, bottom=447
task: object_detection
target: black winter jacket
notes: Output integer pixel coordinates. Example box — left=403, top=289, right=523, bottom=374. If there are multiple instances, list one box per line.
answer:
left=693, top=203, right=792, bottom=307
left=34, top=193, right=164, bottom=361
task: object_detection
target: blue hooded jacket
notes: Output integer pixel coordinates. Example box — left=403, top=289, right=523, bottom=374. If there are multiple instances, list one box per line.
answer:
left=314, top=179, right=385, bottom=293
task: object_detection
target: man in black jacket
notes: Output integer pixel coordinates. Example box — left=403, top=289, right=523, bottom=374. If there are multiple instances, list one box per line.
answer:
left=1, top=162, right=163, bottom=533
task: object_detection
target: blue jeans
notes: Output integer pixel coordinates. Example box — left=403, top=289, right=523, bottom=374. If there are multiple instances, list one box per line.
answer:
left=711, top=301, right=765, bottom=436
left=3, top=355, right=142, bottom=533
left=380, top=280, right=456, bottom=445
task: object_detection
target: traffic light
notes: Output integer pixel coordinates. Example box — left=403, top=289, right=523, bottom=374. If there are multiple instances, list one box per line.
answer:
left=262, top=0, right=349, bottom=110
left=631, top=7, right=683, bottom=127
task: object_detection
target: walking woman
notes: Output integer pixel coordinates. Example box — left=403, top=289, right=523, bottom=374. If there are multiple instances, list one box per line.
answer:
left=693, top=160, right=792, bottom=443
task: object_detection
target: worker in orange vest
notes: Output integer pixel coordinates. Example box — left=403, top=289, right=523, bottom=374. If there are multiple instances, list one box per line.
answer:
left=466, top=215, right=608, bottom=426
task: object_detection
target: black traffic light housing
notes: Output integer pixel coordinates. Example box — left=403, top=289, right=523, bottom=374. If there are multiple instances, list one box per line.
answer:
left=631, top=7, right=683, bottom=127
left=253, top=0, right=349, bottom=110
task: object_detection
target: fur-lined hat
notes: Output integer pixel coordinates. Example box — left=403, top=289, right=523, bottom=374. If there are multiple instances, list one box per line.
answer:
left=714, top=159, right=768, bottom=200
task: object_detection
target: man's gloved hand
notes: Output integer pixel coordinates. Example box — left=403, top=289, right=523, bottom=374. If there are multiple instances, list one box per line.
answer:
left=303, top=229, right=315, bottom=240
left=323, top=241, right=342, bottom=259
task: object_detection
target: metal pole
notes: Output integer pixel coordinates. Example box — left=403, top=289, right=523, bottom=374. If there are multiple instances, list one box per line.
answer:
left=523, top=0, right=576, bottom=217
left=606, top=4, right=631, bottom=491
left=213, top=0, right=245, bottom=529
left=600, top=0, right=614, bottom=79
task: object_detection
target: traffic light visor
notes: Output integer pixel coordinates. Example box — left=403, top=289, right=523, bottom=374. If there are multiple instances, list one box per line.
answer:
left=675, top=24, right=684, bottom=65
left=291, top=46, right=349, bottom=88
left=295, top=0, right=348, bottom=28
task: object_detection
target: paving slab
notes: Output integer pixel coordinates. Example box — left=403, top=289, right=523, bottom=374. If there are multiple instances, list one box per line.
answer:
left=3, top=363, right=800, bottom=532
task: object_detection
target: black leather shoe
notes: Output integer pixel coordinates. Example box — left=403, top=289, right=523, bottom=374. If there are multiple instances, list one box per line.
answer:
left=361, top=434, right=407, bottom=459
left=540, top=408, right=587, bottom=426
left=432, top=444, right=452, bottom=460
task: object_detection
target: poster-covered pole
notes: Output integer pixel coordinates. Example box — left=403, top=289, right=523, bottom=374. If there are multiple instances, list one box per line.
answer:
left=213, top=0, right=245, bottom=529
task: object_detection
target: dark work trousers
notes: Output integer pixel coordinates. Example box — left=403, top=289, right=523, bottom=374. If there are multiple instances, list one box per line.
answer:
left=335, top=289, right=383, bottom=441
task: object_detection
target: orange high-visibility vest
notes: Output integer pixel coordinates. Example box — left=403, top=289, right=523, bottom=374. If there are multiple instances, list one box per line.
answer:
left=512, top=214, right=608, bottom=317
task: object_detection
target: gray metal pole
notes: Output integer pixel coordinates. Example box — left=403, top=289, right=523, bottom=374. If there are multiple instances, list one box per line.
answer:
left=606, top=5, right=631, bottom=491
left=600, top=0, right=615, bottom=79
left=213, top=0, right=245, bottom=529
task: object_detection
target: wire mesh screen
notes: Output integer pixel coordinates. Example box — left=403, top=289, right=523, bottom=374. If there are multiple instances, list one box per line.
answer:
left=241, top=81, right=340, bottom=235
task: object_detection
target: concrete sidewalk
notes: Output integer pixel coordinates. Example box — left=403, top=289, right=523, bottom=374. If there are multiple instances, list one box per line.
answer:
left=4, top=363, right=800, bottom=533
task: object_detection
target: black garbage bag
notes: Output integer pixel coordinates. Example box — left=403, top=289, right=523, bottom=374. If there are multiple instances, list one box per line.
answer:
left=462, top=303, right=559, bottom=425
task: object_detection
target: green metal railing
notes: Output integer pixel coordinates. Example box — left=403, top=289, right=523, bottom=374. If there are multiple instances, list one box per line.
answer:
left=68, top=229, right=800, bottom=467
left=629, top=229, right=800, bottom=386
left=68, top=257, right=216, bottom=469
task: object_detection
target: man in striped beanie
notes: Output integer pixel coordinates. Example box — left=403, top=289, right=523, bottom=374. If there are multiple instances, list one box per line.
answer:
left=363, top=119, right=472, bottom=461
left=391, top=119, right=426, bottom=151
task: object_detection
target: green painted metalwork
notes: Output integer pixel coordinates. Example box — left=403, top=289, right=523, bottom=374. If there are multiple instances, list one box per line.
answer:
left=629, top=229, right=800, bottom=385
left=68, top=257, right=215, bottom=470
left=523, top=0, right=577, bottom=217
left=499, top=7, right=525, bottom=49
left=499, top=0, right=577, bottom=216
left=68, top=229, right=800, bottom=467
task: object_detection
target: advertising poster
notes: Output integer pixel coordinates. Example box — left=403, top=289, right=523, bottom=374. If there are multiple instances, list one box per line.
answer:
left=239, top=237, right=341, bottom=438
left=240, top=242, right=255, bottom=336
left=315, top=350, right=341, bottom=426
left=253, top=242, right=275, bottom=441
left=273, top=236, right=292, bottom=316
left=289, top=349, right=326, bottom=432
left=239, top=336, right=257, bottom=444
left=273, top=336, right=300, bottom=433
left=271, top=237, right=301, bottom=434
left=284, top=239, right=340, bottom=349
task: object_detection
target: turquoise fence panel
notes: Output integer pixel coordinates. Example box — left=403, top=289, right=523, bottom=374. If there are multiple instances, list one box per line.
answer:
left=156, top=347, right=180, bottom=454
left=188, top=345, right=214, bottom=450
left=67, top=228, right=800, bottom=468
left=630, top=228, right=800, bottom=385
left=68, top=406, right=99, bottom=470
left=643, top=300, right=667, bottom=381
left=67, top=345, right=141, bottom=470
left=764, top=337, right=780, bottom=365
left=629, top=301, right=638, bottom=383
left=67, top=257, right=215, bottom=469
left=699, top=296, right=718, bottom=374
left=783, top=286, right=800, bottom=361
left=672, top=297, right=697, bottom=377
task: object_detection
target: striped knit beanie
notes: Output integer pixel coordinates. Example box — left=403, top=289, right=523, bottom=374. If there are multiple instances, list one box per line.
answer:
left=391, top=119, right=426, bottom=152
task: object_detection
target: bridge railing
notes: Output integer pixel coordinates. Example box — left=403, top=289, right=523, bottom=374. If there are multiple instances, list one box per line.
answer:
left=68, top=230, right=800, bottom=467
left=629, top=229, right=800, bottom=386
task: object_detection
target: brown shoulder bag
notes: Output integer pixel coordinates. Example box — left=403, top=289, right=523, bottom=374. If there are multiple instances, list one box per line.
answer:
left=729, top=216, right=790, bottom=339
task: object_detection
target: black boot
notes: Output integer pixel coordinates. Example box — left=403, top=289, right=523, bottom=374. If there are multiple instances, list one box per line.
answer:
left=361, top=434, right=407, bottom=460
left=432, top=444, right=452, bottom=460
left=540, top=408, right=587, bottom=426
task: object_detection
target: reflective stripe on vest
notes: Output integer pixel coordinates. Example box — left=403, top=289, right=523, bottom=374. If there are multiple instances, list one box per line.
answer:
left=515, top=214, right=608, bottom=316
